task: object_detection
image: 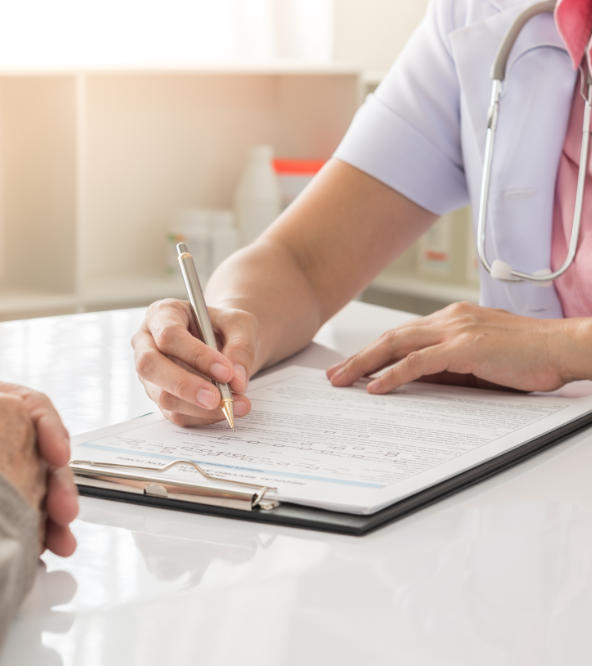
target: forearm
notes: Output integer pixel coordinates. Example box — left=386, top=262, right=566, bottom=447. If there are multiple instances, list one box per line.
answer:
left=206, top=237, right=323, bottom=372
left=0, top=475, right=39, bottom=643
left=206, top=159, right=436, bottom=373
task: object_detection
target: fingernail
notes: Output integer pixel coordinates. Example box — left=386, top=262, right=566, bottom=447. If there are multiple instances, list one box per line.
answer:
left=367, top=379, right=380, bottom=393
left=211, top=362, right=232, bottom=383
left=235, top=401, right=249, bottom=417
left=330, top=368, right=346, bottom=384
left=233, top=364, right=248, bottom=390
left=197, top=387, right=220, bottom=409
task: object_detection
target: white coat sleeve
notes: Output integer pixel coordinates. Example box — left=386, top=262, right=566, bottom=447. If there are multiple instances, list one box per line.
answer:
left=334, top=0, right=469, bottom=215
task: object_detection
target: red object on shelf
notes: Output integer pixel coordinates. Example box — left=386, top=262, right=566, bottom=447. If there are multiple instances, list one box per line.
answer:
left=425, top=251, right=448, bottom=262
left=272, top=159, right=325, bottom=175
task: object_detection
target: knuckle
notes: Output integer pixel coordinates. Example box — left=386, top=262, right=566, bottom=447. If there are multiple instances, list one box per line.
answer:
left=404, top=350, right=423, bottom=369
left=186, top=345, right=209, bottom=370
left=153, top=324, right=183, bottom=352
left=131, top=330, right=142, bottom=350
left=447, top=301, right=473, bottom=317
left=171, top=377, right=194, bottom=401
left=158, top=390, right=177, bottom=411
left=30, top=388, right=50, bottom=407
left=0, top=395, right=34, bottom=448
left=226, top=339, right=255, bottom=367
left=458, top=330, right=477, bottom=346
left=148, top=298, right=184, bottom=317
left=383, top=329, right=398, bottom=348
left=447, top=301, right=478, bottom=320
left=135, top=349, right=158, bottom=379
left=341, top=353, right=360, bottom=373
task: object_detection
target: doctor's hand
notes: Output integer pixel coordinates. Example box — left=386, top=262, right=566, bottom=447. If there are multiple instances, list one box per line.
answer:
left=326, top=302, right=574, bottom=394
left=132, top=298, right=254, bottom=426
left=0, top=384, right=78, bottom=557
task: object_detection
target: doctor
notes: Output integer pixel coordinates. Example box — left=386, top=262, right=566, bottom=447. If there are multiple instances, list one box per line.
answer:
left=132, top=0, right=592, bottom=426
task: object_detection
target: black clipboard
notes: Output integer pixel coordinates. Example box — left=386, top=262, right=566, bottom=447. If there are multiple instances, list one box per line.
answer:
left=72, top=410, right=592, bottom=536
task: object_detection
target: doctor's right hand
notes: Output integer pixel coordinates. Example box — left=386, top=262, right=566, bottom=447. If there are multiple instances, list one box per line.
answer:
left=132, top=299, right=255, bottom=426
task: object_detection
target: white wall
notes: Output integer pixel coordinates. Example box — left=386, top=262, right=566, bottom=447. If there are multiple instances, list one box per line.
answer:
left=332, top=0, right=430, bottom=75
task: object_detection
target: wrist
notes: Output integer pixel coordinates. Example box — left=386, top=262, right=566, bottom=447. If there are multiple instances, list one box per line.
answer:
left=556, top=317, right=592, bottom=383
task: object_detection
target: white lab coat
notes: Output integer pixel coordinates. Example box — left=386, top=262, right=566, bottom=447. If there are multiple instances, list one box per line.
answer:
left=335, top=0, right=576, bottom=318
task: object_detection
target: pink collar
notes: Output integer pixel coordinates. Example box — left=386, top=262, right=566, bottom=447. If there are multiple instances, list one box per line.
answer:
left=555, top=0, right=592, bottom=69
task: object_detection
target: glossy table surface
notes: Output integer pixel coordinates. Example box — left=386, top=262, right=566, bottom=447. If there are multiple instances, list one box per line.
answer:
left=1, top=301, right=592, bottom=666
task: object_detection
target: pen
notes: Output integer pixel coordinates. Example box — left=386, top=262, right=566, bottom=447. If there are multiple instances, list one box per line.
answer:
left=176, top=242, right=235, bottom=430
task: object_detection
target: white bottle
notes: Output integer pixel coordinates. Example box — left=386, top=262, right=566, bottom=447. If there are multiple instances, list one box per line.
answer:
left=234, top=145, right=281, bottom=245
left=418, top=214, right=453, bottom=279
left=210, top=210, right=239, bottom=271
left=166, top=208, right=212, bottom=277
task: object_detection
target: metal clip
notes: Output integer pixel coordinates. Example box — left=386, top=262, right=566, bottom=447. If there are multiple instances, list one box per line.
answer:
left=70, top=458, right=279, bottom=512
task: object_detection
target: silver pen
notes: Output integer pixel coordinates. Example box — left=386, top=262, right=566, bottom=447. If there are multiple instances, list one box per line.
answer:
left=176, top=242, right=235, bottom=430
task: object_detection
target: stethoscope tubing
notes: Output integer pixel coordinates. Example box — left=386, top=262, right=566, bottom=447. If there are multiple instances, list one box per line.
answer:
left=477, top=0, right=589, bottom=283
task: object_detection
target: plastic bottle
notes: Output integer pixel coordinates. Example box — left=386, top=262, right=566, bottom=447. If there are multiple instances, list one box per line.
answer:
left=166, top=208, right=212, bottom=276
left=272, top=158, right=324, bottom=210
left=418, top=208, right=470, bottom=284
left=166, top=208, right=239, bottom=279
left=418, top=214, right=454, bottom=279
left=234, top=145, right=281, bottom=245
left=209, top=210, right=239, bottom=271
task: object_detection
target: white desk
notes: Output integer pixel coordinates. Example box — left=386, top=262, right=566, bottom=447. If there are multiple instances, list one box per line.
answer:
left=1, top=301, right=592, bottom=666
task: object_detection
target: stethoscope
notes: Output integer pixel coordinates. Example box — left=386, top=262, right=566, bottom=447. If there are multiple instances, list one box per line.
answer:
left=477, top=0, right=591, bottom=283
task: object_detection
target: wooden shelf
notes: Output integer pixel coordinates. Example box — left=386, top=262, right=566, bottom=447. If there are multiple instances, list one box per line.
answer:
left=81, top=275, right=186, bottom=307
left=0, top=64, right=360, bottom=77
left=0, top=288, right=78, bottom=319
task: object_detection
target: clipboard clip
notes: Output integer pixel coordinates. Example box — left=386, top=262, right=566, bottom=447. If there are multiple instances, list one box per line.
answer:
left=70, top=458, right=280, bottom=512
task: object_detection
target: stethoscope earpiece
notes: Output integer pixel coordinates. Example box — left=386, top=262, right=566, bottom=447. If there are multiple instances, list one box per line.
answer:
left=489, top=260, right=553, bottom=286
left=490, top=259, right=515, bottom=281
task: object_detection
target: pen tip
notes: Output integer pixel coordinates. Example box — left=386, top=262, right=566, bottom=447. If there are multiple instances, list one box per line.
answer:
left=221, top=400, right=235, bottom=430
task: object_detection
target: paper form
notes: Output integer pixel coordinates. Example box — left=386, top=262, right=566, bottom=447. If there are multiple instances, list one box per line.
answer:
left=72, top=366, right=592, bottom=515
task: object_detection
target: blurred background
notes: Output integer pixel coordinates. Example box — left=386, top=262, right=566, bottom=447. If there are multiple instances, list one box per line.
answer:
left=0, top=0, right=477, bottom=322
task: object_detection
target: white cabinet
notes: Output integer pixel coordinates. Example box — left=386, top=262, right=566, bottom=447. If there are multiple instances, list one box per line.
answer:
left=0, top=67, right=361, bottom=320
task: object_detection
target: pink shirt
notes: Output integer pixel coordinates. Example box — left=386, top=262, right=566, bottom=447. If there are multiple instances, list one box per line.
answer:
left=552, top=0, right=592, bottom=316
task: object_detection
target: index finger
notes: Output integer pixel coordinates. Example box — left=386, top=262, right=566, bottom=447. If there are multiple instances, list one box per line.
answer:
left=141, top=299, right=235, bottom=384
left=134, top=331, right=226, bottom=412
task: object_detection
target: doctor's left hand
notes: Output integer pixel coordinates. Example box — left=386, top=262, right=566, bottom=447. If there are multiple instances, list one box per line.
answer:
left=326, top=301, right=578, bottom=394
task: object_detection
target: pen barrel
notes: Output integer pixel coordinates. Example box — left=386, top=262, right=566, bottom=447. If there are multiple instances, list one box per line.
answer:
left=176, top=243, right=234, bottom=420
left=177, top=250, right=217, bottom=349
left=217, top=380, right=233, bottom=402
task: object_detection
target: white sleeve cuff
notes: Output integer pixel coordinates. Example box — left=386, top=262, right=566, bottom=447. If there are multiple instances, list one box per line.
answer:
left=334, top=94, right=468, bottom=216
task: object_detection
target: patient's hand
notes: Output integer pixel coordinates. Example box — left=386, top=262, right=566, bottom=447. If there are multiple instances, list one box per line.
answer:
left=0, top=394, right=45, bottom=514
left=0, top=384, right=78, bottom=557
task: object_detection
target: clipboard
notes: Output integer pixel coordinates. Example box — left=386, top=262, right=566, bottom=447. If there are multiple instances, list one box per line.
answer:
left=71, top=409, right=592, bottom=536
